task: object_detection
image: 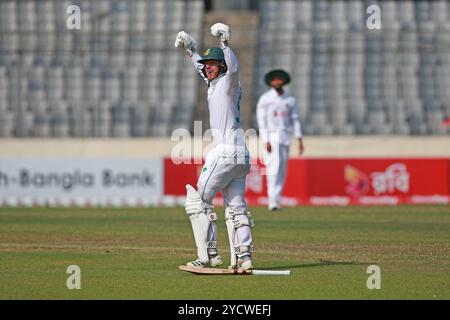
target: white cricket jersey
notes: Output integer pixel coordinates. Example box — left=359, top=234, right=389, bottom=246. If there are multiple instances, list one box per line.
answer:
left=190, top=46, right=247, bottom=154
left=256, top=88, right=303, bottom=146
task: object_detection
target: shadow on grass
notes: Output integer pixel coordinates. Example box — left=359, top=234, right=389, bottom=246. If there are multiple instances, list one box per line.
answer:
left=260, top=260, right=375, bottom=270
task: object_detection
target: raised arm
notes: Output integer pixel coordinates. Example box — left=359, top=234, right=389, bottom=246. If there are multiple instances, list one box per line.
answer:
left=174, top=31, right=208, bottom=83
left=210, top=23, right=239, bottom=74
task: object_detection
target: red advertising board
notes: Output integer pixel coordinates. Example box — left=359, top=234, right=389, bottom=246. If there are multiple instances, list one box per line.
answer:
left=164, top=158, right=450, bottom=206
left=163, top=158, right=202, bottom=196
left=302, top=158, right=449, bottom=205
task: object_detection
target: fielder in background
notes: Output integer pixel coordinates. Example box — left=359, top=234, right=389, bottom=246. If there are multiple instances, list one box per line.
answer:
left=175, top=23, right=255, bottom=270
left=256, top=70, right=305, bottom=211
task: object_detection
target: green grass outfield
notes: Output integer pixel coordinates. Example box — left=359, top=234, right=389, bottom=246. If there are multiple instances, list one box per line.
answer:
left=0, top=205, right=449, bottom=300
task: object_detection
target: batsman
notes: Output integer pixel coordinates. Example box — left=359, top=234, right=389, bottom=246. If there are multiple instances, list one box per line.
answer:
left=175, top=23, right=254, bottom=270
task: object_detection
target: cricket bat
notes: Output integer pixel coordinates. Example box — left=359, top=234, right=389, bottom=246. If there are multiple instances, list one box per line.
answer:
left=178, top=265, right=291, bottom=276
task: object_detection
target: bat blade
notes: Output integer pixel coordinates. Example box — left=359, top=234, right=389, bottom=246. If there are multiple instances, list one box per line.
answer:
left=178, top=265, right=290, bottom=276
left=178, top=265, right=251, bottom=275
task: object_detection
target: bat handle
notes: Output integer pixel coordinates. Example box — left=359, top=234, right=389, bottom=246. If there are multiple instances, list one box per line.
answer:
left=251, top=270, right=291, bottom=276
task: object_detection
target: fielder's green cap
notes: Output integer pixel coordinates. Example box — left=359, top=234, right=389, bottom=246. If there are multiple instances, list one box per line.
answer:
left=197, top=47, right=225, bottom=64
left=264, top=69, right=291, bottom=86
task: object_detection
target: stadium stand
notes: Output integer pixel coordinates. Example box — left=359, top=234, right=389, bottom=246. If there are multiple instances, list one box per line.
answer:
left=0, top=0, right=449, bottom=137
left=252, top=0, right=450, bottom=135
left=0, top=0, right=202, bottom=137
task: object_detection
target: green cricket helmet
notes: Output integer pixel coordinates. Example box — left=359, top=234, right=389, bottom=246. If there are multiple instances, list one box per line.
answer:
left=197, top=47, right=228, bottom=78
left=264, top=69, right=291, bottom=86
left=197, top=47, right=225, bottom=64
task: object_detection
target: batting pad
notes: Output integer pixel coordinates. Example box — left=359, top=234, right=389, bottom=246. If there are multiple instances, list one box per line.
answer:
left=189, top=212, right=210, bottom=263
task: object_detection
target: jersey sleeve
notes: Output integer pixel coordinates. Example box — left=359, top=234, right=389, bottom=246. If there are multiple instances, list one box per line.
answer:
left=290, top=99, right=303, bottom=139
left=222, top=45, right=239, bottom=74
left=188, top=50, right=208, bottom=84
left=256, top=95, right=269, bottom=143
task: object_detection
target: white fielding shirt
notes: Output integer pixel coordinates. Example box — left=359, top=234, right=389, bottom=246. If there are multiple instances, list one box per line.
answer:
left=256, top=88, right=303, bottom=146
left=190, top=46, right=246, bottom=153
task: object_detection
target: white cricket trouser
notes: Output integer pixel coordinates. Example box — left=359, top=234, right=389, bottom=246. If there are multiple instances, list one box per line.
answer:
left=264, top=144, right=290, bottom=209
left=197, top=144, right=252, bottom=253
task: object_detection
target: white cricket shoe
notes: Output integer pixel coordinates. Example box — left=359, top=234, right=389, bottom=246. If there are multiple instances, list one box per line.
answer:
left=186, top=258, right=208, bottom=267
left=237, top=256, right=253, bottom=271
left=186, top=255, right=223, bottom=268
left=209, top=255, right=223, bottom=267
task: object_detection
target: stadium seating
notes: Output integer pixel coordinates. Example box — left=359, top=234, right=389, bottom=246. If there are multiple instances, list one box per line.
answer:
left=0, top=0, right=449, bottom=137
left=0, top=0, right=201, bottom=137
left=253, top=0, right=450, bottom=135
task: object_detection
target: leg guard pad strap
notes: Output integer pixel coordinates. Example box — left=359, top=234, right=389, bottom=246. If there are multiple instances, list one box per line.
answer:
left=207, top=240, right=218, bottom=249
left=225, top=210, right=255, bottom=229
left=234, top=245, right=254, bottom=254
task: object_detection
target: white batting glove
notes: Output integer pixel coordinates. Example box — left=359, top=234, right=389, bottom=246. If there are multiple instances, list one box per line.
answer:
left=174, top=31, right=196, bottom=52
left=210, top=23, right=230, bottom=44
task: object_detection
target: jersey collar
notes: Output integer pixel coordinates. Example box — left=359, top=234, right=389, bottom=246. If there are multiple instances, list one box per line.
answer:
left=270, top=87, right=287, bottom=98
left=208, top=73, right=226, bottom=87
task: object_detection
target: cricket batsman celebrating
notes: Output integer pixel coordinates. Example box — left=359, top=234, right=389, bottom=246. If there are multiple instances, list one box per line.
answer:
left=256, top=70, right=305, bottom=211
left=174, top=23, right=254, bottom=270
